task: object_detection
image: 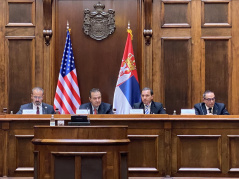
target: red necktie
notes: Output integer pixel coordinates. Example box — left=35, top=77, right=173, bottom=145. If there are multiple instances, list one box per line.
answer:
left=94, top=108, right=97, bottom=114
left=36, top=107, right=40, bottom=114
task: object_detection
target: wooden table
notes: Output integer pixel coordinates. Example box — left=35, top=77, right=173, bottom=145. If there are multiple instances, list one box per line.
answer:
left=0, top=114, right=239, bottom=178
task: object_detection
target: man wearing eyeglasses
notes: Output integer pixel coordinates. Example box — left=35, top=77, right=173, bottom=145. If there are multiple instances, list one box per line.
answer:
left=194, top=90, right=229, bottom=115
left=16, top=87, right=55, bottom=114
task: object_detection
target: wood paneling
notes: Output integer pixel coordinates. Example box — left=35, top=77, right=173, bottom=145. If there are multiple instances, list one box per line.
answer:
left=54, top=0, right=142, bottom=104
left=54, top=155, right=75, bottom=179
left=8, top=39, right=34, bottom=113
left=0, top=123, right=3, bottom=177
left=203, top=39, right=229, bottom=107
left=9, top=3, right=32, bottom=24
left=128, top=135, right=159, bottom=171
left=3, top=115, right=239, bottom=177
left=162, top=1, right=191, bottom=28
left=162, top=38, right=191, bottom=114
left=228, top=136, right=239, bottom=172
left=33, top=125, right=128, bottom=179
left=202, top=0, right=231, bottom=27
left=177, top=135, right=221, bottom=171
left=15, top=135, right=34, bottom=170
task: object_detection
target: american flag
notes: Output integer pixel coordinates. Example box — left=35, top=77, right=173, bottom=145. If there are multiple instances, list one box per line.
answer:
left=54, top=30, right=81, bottom=114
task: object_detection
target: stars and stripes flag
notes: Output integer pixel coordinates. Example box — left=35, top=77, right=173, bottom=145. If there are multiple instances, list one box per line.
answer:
left=54, top=30, right=81, bottom=114
left=113, top=27, right=141, bottom=114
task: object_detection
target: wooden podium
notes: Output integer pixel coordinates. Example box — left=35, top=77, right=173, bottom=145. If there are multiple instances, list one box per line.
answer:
left=32, top=125, right=129, bottom=179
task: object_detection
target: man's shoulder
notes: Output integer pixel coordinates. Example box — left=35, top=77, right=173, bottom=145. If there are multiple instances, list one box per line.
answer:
left=215, top=102, right=225, bottom=107
left=194, top=103, right=203, bottom=108
left=152, top=101, right=163, bottom=106
left=79, top=103, right=91, bottom=108
left=20, top=103, right=32, bottom=108
left=134, top=102, right=142, bottom=106
left=42, top=103, right=54, bottom=108
left=101, top=102, right=112, bottom=107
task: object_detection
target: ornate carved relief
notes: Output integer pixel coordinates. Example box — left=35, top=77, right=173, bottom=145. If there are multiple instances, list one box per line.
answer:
left=83, top=2, right=116, bottom=41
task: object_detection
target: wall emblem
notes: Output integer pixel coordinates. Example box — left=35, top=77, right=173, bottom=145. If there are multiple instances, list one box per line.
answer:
left=83, top=2, right=116, bottom=40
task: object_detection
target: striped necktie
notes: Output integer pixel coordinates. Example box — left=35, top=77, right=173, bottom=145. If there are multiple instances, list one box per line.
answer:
left=94, top=108, right=98, bottom=114
left=145, top=105, right=149, bottom=114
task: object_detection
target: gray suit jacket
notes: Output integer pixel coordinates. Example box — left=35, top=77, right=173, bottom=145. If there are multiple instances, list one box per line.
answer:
left=16, top=103, right=55, bottom=114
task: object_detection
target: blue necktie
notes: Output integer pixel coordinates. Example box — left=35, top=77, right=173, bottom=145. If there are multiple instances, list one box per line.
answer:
left=145, top=105, right=149, bottom=114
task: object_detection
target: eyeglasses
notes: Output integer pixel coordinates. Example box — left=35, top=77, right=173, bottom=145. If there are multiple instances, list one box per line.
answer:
left=204, top=97, right=215, bottom=101
left=33, top=96, right=43, bottom=99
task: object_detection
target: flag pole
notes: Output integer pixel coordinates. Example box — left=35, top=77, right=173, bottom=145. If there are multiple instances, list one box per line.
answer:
left=127, top=21, right=133, bottom=40
left=67, top=21, right=69, bottom=30
left=67, top=20, right=71, bottom=33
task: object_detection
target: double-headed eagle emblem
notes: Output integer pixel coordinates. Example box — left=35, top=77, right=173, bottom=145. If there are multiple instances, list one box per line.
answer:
left=83, top=2, right=116, bottom=40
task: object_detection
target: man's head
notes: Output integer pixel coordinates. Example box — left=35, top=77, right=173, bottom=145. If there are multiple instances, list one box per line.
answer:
left=141, top=87, right=154, bottom=106
left=89, top=88, right=102, bottom=108
left=203, top=90, right=215, bottom=108
left=31, top=87, right=44, bottom=106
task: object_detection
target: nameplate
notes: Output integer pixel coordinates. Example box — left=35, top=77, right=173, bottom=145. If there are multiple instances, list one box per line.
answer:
left=76, top=109, right=90, bottom=115
left=181, top=109, right=196, bottom=115
left=22, top=109, right=37, bottom=114
left=129, top=109, right=144, bottom=114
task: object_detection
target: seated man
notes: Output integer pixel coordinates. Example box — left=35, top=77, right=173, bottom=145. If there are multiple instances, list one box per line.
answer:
left=194, top=90, right=229, bottom=115
left=16, top=87, right=55, bottom=114
left=133, top=87, right=166, bottom=114
left=79, top=88, right=113, bottom=114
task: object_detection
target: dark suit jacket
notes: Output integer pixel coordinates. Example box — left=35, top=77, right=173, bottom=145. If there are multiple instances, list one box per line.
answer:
left=79, top=102, right=113, bottom=114
left=16, top=103, right=55, bottom=114
left=194, top=102, right=230, bottom=115
left=133, top=101, right=166, bottom=114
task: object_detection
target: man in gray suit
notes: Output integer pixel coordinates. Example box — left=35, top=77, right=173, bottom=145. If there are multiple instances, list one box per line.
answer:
left=16, top=87, right=55, bottom=114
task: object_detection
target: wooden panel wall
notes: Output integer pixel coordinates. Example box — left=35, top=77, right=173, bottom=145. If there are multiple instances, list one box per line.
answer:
left=53, top=0, right=142, bottom=104
left=8, top=39, right=34, bottom=112
left=1, top=0, right=239, bottom=114
left=152, top=0, right=237, bottom=114
left=162, top=38, right=191, bottom=114
left=1, top=0, right=47, bottom=114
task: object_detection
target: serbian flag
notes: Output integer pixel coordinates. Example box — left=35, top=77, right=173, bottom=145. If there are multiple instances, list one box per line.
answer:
left=53, top=29, right=81, bottom=114
left=113, top=28, right=141, bottom=114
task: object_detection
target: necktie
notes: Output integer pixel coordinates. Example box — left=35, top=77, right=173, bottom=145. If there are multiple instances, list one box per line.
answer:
left=94, top=108, right=98, bottom=114
left=36, top=106, right=40, bottom=114
left=208, top=108, right=212, bottom=114
left=145, top=105, right=149, bottom=114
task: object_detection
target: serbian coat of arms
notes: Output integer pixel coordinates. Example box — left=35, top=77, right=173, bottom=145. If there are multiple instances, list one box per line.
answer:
left=83, top=2, right=116, bottom=40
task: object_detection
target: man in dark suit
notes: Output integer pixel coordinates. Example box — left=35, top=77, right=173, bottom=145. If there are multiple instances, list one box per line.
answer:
left=79, top=88, right=113, bottom=114
left=194, top=90, right=229, bottom=115
left=133, top=87, right=166, bottom=114
left=16, top=87, right=55, bottom=114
